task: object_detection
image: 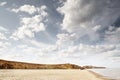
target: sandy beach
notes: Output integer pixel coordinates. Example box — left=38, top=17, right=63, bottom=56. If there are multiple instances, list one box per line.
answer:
left=0, top=69, right=111, bottom=80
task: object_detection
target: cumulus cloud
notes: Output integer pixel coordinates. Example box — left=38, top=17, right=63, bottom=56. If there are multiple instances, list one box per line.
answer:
left=0, top=1, right=7, bottom=6
left=12, top=4, right=47, bottom=15
left=10, top=4, right=48, bottom=40
left=12, top=5, right=37, bottom=14
left=11, top=16, right=45, bottom=40
left=11, top=9, right=47, bottom=40
left=40, top=5, right=48, bottom=17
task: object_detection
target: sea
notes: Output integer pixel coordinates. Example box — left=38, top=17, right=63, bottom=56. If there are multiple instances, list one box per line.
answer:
left=91, top=68, right=120, bottom=80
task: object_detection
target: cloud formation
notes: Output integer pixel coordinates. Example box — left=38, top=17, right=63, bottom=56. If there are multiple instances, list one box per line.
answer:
left=57, top=0, right=120, bottom=42
left=56, top=33, right=77, bottom=46
left=11, top=15, right=46, bottom=40
left=12, top=5, right=47, bottom=15
left=11, top=5, right=48, bottom=40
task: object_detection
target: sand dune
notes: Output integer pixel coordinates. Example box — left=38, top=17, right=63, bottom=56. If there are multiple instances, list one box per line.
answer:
left=0, top=69, right=110, bottom=80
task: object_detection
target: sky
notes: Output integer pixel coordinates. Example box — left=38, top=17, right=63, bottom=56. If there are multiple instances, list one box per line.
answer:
left=0, top=0, right=120, bottom=67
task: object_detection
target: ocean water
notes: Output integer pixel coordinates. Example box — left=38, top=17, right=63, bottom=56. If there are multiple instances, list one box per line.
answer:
left=91, top=68, right=120, bottom=80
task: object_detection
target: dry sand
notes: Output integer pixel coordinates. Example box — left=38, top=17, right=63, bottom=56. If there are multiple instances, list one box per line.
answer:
left=0, top=69, right=111, bottom=80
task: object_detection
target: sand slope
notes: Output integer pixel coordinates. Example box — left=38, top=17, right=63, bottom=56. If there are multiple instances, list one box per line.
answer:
left=0, top=69, right=110, bottom=80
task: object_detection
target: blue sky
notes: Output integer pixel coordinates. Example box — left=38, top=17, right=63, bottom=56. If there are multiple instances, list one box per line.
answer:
left=0, top=0, right=120, bottom=67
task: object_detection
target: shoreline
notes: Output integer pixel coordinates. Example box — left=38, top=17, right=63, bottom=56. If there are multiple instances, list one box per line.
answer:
left=88, top=70, right=113, bottom=80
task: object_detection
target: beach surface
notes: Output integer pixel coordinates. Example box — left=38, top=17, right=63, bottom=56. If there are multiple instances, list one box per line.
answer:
left=0, top=69, right=111, bottom=80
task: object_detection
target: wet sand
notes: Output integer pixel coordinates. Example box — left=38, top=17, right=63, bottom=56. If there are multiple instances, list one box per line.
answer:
left=0, top=69, right=111, bottom=80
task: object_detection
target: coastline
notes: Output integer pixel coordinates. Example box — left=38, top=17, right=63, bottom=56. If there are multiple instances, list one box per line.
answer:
left=0, top=69, right=113, bottom=80
left=88, top=70, right=113, bottom=80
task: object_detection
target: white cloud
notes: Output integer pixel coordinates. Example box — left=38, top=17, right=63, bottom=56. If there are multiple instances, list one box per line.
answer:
left=56, top=33, right=78, bottom=46
left=11, top=4, right=48, bottom=15
left=0, top=42, right=11, bottom=51
left=22, top=47, right=44, bottom=56
left=17, top=45, right=28, bottom=48
left=12, top=5, right=37, bottom=14
left=54, top=43, right=120, bottom=67
left=0, top=32, right=7, bottom=40
left=58, top=0, right=66, bottom=4
left=11, top=15, right=46, bottom=40
left=11, top=4, right=48, bottom=40
left=0, top=26, right=8, bottom=32
left=58, top=44, right=116, bottom=58
left=29, top=39, right=48, bottom=47
left=29, top=39, right=58, bottom=52
left=40, top=5, right=48, bottom=17
left=92, top=25, right=101, bottom=31
left=0, top=2, right=7, bottom=6
left=41, top=5, right=47, bottom=10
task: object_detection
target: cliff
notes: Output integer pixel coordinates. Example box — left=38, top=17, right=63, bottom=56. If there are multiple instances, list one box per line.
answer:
left=0, top=59, right=105, bottom=69
left=0, top=59, right=83, bottom=69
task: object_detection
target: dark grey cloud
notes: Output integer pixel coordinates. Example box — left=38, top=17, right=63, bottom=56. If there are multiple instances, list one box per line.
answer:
left=112, top=16, right=120, bottom=28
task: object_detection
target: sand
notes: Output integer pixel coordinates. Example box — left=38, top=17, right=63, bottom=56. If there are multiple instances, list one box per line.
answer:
left=0, top=69, right=111, bottom=80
